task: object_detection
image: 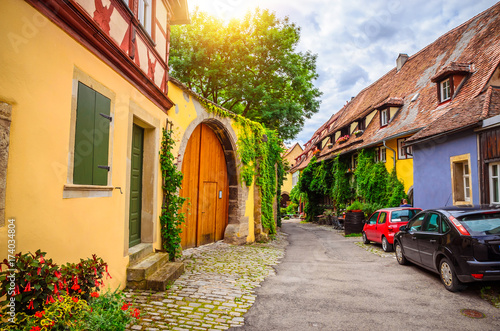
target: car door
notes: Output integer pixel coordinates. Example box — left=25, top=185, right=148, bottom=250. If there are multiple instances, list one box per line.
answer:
left=375, top=212, right=388, bottom=243
left=416, top=212, right=443, bottom=270
left=364, top=212, right=380, bottom=241
left=400, top=213, right=426, bottom=263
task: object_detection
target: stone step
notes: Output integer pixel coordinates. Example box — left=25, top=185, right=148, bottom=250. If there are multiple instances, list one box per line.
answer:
left=127, top=252, right=170, bottom=289
left=128, top=243, right=154, bottom=265
left=147, top=262, right=184, bottom=291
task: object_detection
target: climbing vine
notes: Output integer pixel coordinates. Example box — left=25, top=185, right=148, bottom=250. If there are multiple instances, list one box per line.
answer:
left=200, top=99, right=285, bottom=235
left=160, top=126, right=187, bottom=261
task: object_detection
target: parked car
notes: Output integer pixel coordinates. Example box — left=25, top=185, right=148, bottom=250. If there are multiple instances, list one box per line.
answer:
left=394, top=206, right=500, bottom=291
left=362, top=207, right=422, bottom=252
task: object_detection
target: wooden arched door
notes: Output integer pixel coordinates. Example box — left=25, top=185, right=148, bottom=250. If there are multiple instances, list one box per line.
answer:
left=180, top=123, right=229, bottom=248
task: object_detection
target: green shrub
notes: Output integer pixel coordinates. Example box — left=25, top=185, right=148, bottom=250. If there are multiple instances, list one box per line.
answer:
left=346, top=201, right=363, bottom=211
left=0, top=251, right=109, bottom=323
left=82, top=289, right=140, bottom=331
left=0, top=250, right=60, bottom=315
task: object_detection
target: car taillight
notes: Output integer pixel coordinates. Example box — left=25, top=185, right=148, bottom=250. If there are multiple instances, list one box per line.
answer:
left=471, top=274, right=484, bottom=280
left=449, top=216, right=470, bottom=236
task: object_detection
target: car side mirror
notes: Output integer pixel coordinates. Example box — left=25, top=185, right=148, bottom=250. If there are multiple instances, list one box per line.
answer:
left=399, top=225, right=408, bottom=232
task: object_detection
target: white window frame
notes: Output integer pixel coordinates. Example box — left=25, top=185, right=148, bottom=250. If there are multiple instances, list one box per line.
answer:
left=375, top=147, right=386, bottom=163
left=398, top=138, right=413, bottom=159
left=463, top=163, right=470, bottom=202
left=490, top=162, right=500, bottom=204
left=138, top=0, right=152, bottom=35
left=380, top=109, right=389, bottom=126
left=440, top=78, right=451, bottom=102
left=292, top=171, right=299, bottom=188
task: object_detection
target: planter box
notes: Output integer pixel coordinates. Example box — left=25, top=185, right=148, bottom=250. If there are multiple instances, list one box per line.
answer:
left=344, top=211, right=364, bottom=235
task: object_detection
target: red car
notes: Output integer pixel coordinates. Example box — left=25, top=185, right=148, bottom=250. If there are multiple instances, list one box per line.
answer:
left=362, top=207, right=422, bottom=252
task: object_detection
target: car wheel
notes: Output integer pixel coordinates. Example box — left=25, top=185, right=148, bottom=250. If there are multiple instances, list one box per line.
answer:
left=395, top=241, right=408, bottom=265
left=439, top=258, right=466, bottom=292
left=362, top=232, right=370, bottom=244
left=382, top=236, right=393, bottom=252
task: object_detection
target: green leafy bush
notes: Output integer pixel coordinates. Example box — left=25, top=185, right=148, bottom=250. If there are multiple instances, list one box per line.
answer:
left=346, top=201, right=363, bottom=211
left=0, top=250, right=60, bottom=315
left=82, top=289, right=140, bottom=331
left=0, top=251, right=108, bottom=324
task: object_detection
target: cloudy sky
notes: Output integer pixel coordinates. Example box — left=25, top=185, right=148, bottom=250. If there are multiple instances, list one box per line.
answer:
left=187, top=0, right=497, bottom=146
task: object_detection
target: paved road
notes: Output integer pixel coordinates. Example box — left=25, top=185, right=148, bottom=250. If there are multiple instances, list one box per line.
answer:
left=237, top=219, right=500, bottom=331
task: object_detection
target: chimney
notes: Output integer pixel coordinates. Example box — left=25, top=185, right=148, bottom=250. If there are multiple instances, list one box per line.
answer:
left=396, top=53, right=409, bottom=72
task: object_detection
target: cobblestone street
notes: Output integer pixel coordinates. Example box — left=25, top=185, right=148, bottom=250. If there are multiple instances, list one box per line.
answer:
left=125, top=234, right=287, bottom=330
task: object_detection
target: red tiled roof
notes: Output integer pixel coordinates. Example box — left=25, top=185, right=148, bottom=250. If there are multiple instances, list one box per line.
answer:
left=296, top=2, right=500, bottom=165
left=407, top=86, right=500, bottom=142
left=430, top=62, right=473, bottom=82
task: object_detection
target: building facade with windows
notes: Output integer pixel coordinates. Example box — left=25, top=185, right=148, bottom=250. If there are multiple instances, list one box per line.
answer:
left=0, top=0, right=263, bottom=289
left=293, top=2, right=499, bottom=210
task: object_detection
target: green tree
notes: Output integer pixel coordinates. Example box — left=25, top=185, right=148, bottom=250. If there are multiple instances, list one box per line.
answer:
left=170, top=9, right=322, bottom=140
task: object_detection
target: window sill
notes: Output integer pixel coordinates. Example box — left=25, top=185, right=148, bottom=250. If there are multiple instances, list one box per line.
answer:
left=453, top=200, right=473, bottom=206
left=63, top=184, right=114, bottom=199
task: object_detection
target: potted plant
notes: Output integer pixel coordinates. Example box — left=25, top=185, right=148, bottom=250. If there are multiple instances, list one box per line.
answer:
left=346, top=200, right=363, bottom=212
left=336, top=135, right=350, bottom=144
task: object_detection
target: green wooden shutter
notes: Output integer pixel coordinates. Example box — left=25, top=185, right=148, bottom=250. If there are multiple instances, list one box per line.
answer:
left=74, top=82, right=96, bottom=185
left=93, top=93, right=111, bottom=185
left=73, top=82, right=110, bottom=186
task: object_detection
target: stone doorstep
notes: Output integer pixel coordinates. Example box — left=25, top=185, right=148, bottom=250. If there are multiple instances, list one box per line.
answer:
left=129, top=243, right=154, bottom=265
left=127, top=252, right=170, bottom=282
left=147, top=262, right=184, bottom=291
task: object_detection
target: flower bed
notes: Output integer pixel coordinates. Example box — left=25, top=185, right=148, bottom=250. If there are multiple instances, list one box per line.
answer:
left=0, top=250, right=140, bottom=330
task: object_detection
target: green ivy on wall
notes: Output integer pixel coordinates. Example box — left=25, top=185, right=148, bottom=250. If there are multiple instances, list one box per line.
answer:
left=160, top=126, right=187, bottom=261
left=296, top=148, right=407, bottom=221
left=200, top=99, right=285, bottom=235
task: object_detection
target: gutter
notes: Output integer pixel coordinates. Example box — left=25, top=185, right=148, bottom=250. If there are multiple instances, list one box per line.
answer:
left=404, top=123, right=480, bottom=147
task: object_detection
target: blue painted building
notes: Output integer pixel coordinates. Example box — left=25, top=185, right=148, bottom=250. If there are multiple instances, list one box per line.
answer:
left=412, top=130, right=479, bottom=209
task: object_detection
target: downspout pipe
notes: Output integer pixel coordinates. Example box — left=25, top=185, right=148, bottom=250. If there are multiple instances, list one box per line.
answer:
left=383, top=139, right=397, bottom=174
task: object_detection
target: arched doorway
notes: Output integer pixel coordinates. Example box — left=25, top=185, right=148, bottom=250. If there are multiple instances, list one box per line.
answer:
left=280, top=193, right=290, bottom=208
left=180, top=123, right=229, bottom=248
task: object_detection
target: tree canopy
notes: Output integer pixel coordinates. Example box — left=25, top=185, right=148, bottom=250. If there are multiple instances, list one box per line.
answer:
left=169, top=9, right=322, bottom=140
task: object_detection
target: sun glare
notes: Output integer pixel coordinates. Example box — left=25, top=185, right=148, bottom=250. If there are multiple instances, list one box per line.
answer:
left=188, top=0, right=275, bottom=21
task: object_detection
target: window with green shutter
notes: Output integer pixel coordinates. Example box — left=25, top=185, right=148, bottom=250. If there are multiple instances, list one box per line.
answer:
left=73, top=82, right=111, bottom=185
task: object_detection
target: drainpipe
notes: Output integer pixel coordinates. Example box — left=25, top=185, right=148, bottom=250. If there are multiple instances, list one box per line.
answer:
left=383, top=140, right=397, bottom=174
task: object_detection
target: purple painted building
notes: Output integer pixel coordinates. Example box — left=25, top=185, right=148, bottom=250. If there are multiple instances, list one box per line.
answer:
left=412, top=130, right=479, bottom=210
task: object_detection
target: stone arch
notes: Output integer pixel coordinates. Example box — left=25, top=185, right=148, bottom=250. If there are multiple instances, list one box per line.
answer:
left=280, top=191, right=290, bottom=208
left=177, top=114, right=249, bottom=245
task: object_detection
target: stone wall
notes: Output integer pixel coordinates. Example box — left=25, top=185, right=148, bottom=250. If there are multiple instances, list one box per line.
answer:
left=0, top=103, right=12, bottom=226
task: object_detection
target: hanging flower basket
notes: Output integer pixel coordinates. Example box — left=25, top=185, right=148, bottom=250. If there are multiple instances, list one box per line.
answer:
left=336, top=135, right=350, bottom=144
left=354, top=130, right=364, bottom=136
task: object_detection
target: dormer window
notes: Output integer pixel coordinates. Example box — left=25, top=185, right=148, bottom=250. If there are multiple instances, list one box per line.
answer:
left=431, top=62, right=472, bottom=104
left=380, top=109, right=389, bottom=126
left=440, top=78, right=451, bottom=102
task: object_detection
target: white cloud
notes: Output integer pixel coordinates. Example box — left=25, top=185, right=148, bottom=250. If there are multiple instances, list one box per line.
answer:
left=187, top=0, right=497, bottom=146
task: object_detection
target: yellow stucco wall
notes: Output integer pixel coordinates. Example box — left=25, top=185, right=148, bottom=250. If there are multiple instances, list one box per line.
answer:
left=281, top=144, right=303, bottom=195
left=382, top=139, right=414, bottom=193
left=0, top=1, right=257, bottom=290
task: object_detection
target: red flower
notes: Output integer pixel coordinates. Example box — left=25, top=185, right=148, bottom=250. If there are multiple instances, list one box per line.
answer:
left=54, top=271, right=61, bottom=278
left=39, top=255, right=45, bottom=264
left=130, top=308, right=140, bottom=318
left=72, top=297, right=79, bottom=303
left=121, top=303, right=131, bottom=311
left=30, top=327, right=41, bottom=331
left=53, top=283, right=59, bottom=294
left=91, top=292, right=99, bottom=298
left=37, top=267, right=41, bottom=275
left=24, top=281, right=32, bottom=292
left=71, top=283, right=80, bottom=291
left=12, top=284, right=20, bottom=296
left=35, top=311, right=45, bottom=318
left=27, top=300, right=34, bottom=310
left=46, top=295, right=55, bottom=305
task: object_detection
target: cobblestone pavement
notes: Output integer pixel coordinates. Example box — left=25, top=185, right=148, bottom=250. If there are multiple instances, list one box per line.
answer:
left=125, top=234, right=287, bottom=331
